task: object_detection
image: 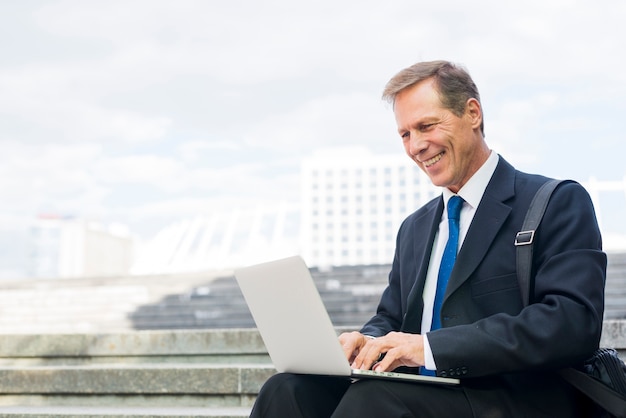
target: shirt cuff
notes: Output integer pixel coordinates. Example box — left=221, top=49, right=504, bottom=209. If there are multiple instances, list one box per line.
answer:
left=423, top=333, right=437, bottom=371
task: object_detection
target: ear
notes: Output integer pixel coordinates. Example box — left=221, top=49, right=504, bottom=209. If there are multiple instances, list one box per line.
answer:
left=465, top=98, right=482, bottom=130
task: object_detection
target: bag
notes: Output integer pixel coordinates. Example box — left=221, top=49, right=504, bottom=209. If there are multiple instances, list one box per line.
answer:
left=585, top=349, right=626, bottom=395
left=516, top=179, right=626, bottom=417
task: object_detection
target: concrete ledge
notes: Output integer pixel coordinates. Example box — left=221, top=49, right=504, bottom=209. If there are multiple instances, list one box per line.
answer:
left=0, top=323, right=623, bottom=359
left=0, top=329, right=267, bottom=358
left=0, top=365, right=275, bottom=395
left=0, top=406, right=250, bottom=418
left=600, top=320, right=626, bottom=345
left=0, top=394, right=258, bottom=409
left=0, top=323, right=622, bottom=414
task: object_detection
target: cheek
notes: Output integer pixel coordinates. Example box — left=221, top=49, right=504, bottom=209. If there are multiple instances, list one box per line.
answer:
left=403, top=150, right=426, bottom=173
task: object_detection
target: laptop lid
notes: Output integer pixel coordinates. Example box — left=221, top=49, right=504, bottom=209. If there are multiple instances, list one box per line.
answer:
left=234, top=255, right=352, bottom=376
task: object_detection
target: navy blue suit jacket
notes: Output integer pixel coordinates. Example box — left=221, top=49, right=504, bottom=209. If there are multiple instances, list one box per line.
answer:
left=360, top=156, right=606, bottom=411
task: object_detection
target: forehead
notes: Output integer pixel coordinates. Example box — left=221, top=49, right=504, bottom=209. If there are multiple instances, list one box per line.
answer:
left=395, top=79, right=442, bottom=110
left=394, top=80, right=446, bottom=125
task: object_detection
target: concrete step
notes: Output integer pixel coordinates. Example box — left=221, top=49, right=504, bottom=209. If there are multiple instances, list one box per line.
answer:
left=0, top=330, right=276, bottom=412
left=0, top=329, right=271, bottom=364
left=0, top=394, right=256, bottom=410
left=0, top=406, right=250, bottom=418
left=0, top=364, right=274, bottom=397
left=0, top=325, right=622, bottom=414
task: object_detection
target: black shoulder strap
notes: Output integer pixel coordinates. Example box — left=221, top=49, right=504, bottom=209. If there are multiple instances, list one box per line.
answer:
left=515, top=179, right=564, bottom=306
left=559, top=367, right=626, bottom=417
left=515, top=179, right=626, bottom=417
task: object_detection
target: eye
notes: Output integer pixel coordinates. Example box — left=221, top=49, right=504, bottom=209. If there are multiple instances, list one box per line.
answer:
left=400, top=131, right=410, bottom=140
left=419, top=123, right=437, bottom=132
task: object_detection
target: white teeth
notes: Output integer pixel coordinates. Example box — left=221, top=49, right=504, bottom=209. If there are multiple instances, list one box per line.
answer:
left=424, top=153, right=443, bottom=167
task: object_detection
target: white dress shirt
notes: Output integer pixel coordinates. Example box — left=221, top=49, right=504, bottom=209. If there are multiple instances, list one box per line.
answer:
left=422, top=151, right=499, bottom=371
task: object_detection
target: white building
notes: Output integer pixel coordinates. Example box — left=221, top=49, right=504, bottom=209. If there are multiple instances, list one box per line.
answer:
left=28, top=216, right=134, bottom=279
left=300, top=149, right=439, bottom=268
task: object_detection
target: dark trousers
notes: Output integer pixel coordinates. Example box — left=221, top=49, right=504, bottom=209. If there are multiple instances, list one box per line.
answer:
left=249, top=373, right=587, bottom=418
left=250, top=373, right=473, bottom=418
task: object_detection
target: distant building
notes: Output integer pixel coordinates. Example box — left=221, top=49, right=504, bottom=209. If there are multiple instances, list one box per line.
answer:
left=130, top=149, right=437, bottom=274
left=28, top=216, right=134, bottom=278
left=299, top=149, right=438, bottom=267
left=129, top=150, right=626, bottom=275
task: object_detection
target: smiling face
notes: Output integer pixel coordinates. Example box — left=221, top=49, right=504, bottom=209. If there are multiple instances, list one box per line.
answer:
left=394, top=78, right=490, bottom=193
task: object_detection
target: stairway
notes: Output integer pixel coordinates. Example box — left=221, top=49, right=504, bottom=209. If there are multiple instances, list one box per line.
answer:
left=129, top=263, right=390, bottom=330
left=0, top=255, right=623, bottom=417
left=129, top=252, right=626, bottom=330
left=0, top=323, right=624, bottom=418
left=0, top=329, right=276, bottom=418
left=0, top=255, right=624, bottom=335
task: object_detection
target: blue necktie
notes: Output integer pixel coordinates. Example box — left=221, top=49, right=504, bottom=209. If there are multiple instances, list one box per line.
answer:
left=431, top=195, right=464, bottom=331
left=422, top=195, right=464, bottom=376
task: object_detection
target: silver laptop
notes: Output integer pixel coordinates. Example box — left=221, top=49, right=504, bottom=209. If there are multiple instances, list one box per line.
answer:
left=234, top=255, right=460, bottom=385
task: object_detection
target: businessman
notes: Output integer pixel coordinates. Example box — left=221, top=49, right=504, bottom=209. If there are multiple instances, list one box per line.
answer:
left=249, top=60, right=606, bottom=417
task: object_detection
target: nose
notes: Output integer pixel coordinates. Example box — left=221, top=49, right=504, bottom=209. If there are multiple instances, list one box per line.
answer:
left=405, top=132, right=427, bottom=157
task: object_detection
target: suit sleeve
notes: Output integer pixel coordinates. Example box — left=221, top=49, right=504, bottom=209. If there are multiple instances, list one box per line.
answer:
left=427, top=181, right=606, bottom=378
left=359, top=220, right=412, bottom=337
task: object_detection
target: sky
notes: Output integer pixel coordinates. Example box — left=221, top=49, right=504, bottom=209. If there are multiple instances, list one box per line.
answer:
left=0, top=0, right=625, bottom=276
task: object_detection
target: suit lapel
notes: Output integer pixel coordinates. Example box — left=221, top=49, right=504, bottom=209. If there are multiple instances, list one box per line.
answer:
left=401, top=198, right=442, bottom=333
left=443, top=159, right=516, bottom=301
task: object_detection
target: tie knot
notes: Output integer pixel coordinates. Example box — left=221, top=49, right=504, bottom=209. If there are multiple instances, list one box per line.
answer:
left=447, top=195, right=464, bottom=221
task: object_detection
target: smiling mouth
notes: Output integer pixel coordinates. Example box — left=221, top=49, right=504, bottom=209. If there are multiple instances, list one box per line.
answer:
left=423, top=152, right=444, bottom=168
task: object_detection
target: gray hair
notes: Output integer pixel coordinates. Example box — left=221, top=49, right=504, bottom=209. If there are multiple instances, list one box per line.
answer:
left=382, top=60, right=484, bottom=135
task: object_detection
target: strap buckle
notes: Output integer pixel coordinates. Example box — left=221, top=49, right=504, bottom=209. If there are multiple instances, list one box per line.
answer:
left=515, top=230, right=535, bottom=246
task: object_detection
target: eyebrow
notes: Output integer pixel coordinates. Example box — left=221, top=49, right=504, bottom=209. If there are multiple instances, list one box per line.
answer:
left=397, top=116, right=441, bottom=134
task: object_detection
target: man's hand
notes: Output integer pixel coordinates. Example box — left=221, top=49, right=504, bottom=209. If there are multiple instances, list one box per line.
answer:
left=338, top=331, right=368, bottom=364
left=345, top=331, right=426, bottom=372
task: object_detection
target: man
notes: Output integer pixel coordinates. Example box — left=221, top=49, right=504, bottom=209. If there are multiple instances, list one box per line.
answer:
left=250, top=60, right=606, bottom=417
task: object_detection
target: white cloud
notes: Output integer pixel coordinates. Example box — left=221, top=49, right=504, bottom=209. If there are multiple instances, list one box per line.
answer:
left=0, top=140, right=108, bottom=223
left=178, top=140, right=242, bottom=163
left=94, top=155, right=188, bottom=190
left=244, top=93, right=398, bottom=154
left=0, top=64, right=172, bottom=144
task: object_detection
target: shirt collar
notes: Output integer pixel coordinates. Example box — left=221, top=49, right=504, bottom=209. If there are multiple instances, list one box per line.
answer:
left=442, top=151, right=499, bottom=209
